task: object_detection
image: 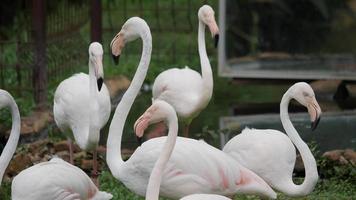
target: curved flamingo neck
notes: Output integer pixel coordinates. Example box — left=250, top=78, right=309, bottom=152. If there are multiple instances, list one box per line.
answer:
left=198, top=20, right=213, bottom=98
left=106, top=28, right=152, bottom=179
left=0, top=92, right=20, bottom=185
left=74, top=59, right=100, bottom=149
left=145, top=106, right=178, bottom=200
left=280, top=93, right=318, bottom=196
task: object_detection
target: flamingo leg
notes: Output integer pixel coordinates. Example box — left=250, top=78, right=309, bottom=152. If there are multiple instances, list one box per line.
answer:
left=92, top=150, right=99, bottom=187
left=183, top=124, right=190, bottom=137
left=67, top=139, right=74, bottom=164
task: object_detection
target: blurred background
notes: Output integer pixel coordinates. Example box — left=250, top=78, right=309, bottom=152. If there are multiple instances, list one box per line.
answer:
left=0, top=0, right=355, bottom=199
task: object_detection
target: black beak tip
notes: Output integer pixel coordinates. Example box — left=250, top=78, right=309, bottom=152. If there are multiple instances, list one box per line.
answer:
left=97, top=77, right=103, bottom=92
left=311, top=117, right=321, bottom=131
left=136, top=136, right=143, bottom=146
left=112, top=54, right=120, bottom=65
left=214, top=34, right=219, bottom=48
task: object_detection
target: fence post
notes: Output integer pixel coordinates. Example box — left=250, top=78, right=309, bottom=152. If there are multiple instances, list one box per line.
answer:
left=32, top=0, right=47, bottom=105
left=91, top=0, right=102, bottom=42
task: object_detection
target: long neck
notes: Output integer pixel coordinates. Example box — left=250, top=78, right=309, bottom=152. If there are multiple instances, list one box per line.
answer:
left=106, top=31, right=152, bottom=178
left=145, top=111, right=178, bottom=200
left=198, top=20, right=213, bottom=97
left=0, top=95, right=20, bottom=185
left=280, top=94, right=319, bottom=196
left=78, top=60, right=100, bottom=149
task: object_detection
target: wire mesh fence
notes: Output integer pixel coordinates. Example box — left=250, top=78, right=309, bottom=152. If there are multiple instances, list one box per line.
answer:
left=0, top=0, right=218, bottom=101
left=0, top=0, right=89, bottom=99
left=103, top=0, right=218, bottom=76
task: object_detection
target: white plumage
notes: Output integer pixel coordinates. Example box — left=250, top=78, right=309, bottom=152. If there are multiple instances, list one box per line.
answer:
left=12, top=158, right=113, bottom=200
left=107, top=17, right=276, bottom=200
left=54, top=72, right=110, bottom=149
left=223, top=82, right=321, bottom=197
left=0, top=89, right=112, bottom=200
left=151, top=5, right=219, bottom=136
left=53, top=42, right=111, bottom=181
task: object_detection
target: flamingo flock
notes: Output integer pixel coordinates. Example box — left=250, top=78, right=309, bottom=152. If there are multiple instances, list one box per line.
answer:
left=0, top=4, right=322, bottom=200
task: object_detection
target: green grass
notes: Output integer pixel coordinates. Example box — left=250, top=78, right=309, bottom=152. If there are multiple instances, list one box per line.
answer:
left=1, top=170, right=353, bottom=200
left=99, top=171, right=356, bottom=200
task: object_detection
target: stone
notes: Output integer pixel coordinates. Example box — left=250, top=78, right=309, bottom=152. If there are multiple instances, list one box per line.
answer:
left=54, top=140, right=69, bottom=152
left=17, top=109, right=53, bottom=136
left=104, top=75, right=131, bottom=99
left=74, top=151, right=87, bottom=161
left=343, top=149, right=356, bottom=164
left=81, top=159, right=93, bottom=170
left=339, top=156, right=349, bottom=165
left=322, top=149, right=344, bottom=162
left=28, top=138, right=49, bottom=154
left=56, top=151, right=70, bottom=162
left=6, top=153, right=32, bottom=176
left=30, top=154, right=42, bottom=164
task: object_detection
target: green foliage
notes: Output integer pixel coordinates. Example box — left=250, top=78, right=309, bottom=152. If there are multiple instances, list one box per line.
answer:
left=318, top=157, right=356, bottom=183
left=0, top=181, right=11, bottom=200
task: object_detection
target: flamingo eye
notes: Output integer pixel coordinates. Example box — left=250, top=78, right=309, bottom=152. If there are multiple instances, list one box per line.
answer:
left=302, top=92, right=309, bottom=97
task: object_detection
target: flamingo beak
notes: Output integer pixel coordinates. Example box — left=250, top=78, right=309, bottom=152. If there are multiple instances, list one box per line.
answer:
left=92, top=57, right=104, bottom=92
left=97, top=78, right=103, bottom=91
left=207, top=19, right=219, bottom=48
left=134, top=113, right=151, bottom=146
left=110, top=32, right=125, bottom=65
left=307, top=98, right=322, bottom=131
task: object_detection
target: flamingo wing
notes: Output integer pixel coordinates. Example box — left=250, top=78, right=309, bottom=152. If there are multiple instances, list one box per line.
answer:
left=152, top=67, right=204, bottom=120
left=11, top=158, right=112, bottom=200
left=123, top=137, right=243, bottom=199
left=223, top=128, right=296, bottom=187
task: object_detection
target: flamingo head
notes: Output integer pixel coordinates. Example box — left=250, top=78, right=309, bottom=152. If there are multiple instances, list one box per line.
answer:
left=134, top=100, right=175, bottom=144
left=288, top=82, right=322, bottom=131
left=198, top=5, right=219, bottom=48
left=89, top=42, right=104, bottom=91
left=110, top=17, right=150, bottom=65
left=0, top=90, right=12, bottom=109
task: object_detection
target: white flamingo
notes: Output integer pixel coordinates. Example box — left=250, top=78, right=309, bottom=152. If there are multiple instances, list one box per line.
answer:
left=108, top=17, right=276, bottom=199
left=0, top=90, right=112, bottom=200
left=223, top=82, right=321, bottom=197
left=11, top=157, right=113, bottom=200
left=0, top=90, right=20, bottom=186
left=136, top=100, right=231, bottom=200
left=53, top=42, right=111, bottom=183
left=151, top=5, right=219, bottom=137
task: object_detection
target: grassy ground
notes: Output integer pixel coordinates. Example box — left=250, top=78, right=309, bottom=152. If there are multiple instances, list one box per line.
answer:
left=100, top=171, right=356, bottom=200
left=1, top=170, right=354, bottom=200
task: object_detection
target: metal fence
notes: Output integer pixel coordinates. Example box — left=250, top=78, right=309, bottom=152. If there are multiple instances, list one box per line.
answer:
left=0, top=0, right=218, bottom=102
left=103, top=0, right=218, bottom=69
left=0, top=0, right=89, bottom=99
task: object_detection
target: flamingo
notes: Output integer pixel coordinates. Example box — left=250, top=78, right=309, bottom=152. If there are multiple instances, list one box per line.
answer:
left=0, top=90, right=20, bottom=186
left=53, top=42, right=111, bottom=184
left=119, top=5, right=218, bottom=138
left=223, top=82, right=321, bottom=197
left=0, top=90, right=112, bottom=200
left=108, top=17, right=276, bottom=199
left=136, top=100, right=231, bottom=200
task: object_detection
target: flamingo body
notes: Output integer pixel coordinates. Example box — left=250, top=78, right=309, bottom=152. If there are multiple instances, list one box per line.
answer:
left=223, top=128, right=297, bottom=189
left=118, top=136, right=276, bottom=199
left=180, top=194, right=231, bottom=200
left=152, top=67, right=209, bottom=122
left=223, top=82, right=320, bottom=197
left=54, top=72, right=110, bottom=150
left=11, top=158, right=113, bottom=200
